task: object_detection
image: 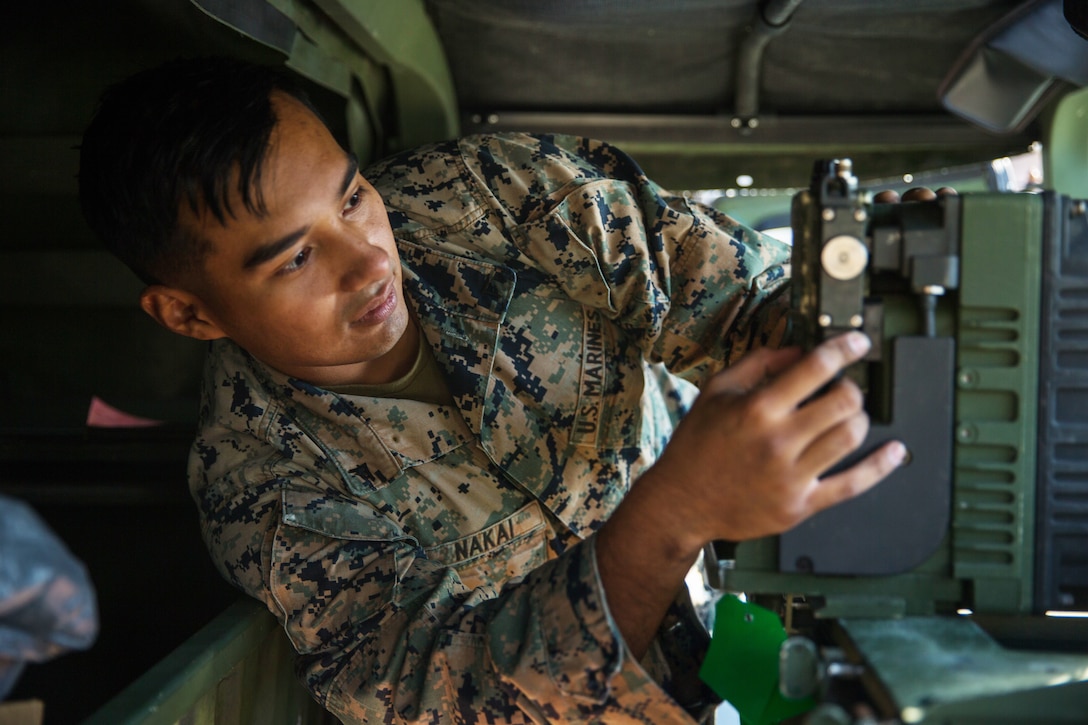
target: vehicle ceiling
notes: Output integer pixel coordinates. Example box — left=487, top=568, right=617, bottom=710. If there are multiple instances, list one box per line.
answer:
left=4, top=1, right=1075, bottom=193
left=428, top=0, right=1047, bottom=187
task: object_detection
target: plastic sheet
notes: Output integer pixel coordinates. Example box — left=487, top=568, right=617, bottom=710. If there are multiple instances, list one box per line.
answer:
left=0, top=495, right=98, bottom=699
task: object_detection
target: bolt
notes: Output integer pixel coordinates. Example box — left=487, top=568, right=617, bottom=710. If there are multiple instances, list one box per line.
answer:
left=849, top=314, right=864, bottom=328
left=854, top=208, right=867, bottom=222
left=818, top=314, right=832, bottom=327
left=826, top=662, right=865, bottom=679
left=747, top=117, right=759, bottom=129
left=486, top=113, right=500, bottom=124
left=1072, top=200, right=1087, bottom=217
left=731, top=117, right=743, bottom=129
left=822, top=208, right=836, bottom=222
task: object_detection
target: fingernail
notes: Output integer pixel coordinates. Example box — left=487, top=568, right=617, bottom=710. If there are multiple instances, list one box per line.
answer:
left=847, top=332, right=871, bottom=355
left=888, top=441, right=907, bottom=466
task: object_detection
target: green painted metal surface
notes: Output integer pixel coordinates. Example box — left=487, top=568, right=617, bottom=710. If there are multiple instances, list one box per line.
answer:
left=314, top=0, right=457, bottom=137
left=953, top=194, right=1043, bottom=614
left=195, top=0, right=458, bottom=165
left=1046, top=85, right=1088, bottom=199
left=273, top=0, right=459, bottom=155
left=838, top=617, right=1088, bottom=724
left=82, top=599, right=333, bottom=725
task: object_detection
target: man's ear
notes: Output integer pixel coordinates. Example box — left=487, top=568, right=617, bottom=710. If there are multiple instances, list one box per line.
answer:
left=139, top=286, right=227, bottom=341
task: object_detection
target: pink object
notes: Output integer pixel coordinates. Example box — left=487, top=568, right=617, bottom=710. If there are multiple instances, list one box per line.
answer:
left=86, top=397, right=164, bottom=428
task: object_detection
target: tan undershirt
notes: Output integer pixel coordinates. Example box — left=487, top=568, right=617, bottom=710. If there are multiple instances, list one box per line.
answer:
left=325, top=328, right=454, bottom=406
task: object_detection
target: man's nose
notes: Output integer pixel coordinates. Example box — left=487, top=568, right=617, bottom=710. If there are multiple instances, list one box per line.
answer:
left=335, top=232, right=390, bottom=292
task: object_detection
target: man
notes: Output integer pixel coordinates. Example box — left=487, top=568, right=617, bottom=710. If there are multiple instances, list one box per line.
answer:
left=79, top=57, right=904, bottom=723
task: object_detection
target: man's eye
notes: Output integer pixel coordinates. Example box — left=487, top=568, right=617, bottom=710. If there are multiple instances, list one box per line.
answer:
left=344, top=186, right=363, bottom=214
left=281, top=247, right=311, bottom=274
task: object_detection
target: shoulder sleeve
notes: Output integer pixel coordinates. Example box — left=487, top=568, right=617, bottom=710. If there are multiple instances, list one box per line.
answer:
left=462, top=132, right=793, bottom=384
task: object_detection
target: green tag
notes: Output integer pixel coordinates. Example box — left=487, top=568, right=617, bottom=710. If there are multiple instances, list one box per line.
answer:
left=699, top=595, right=815, bottom=725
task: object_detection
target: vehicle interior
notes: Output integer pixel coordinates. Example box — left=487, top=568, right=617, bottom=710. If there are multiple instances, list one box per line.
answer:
left=2, top=0, right=1085, bottom=722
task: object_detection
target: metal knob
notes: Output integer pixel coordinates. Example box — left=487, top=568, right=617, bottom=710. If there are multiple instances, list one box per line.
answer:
left=779, top=636, right=822, bottom=700
left=821, top=235, right=868, bottom=281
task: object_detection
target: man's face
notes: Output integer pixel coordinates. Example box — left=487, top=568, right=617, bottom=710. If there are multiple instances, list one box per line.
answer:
left=178, top=93, right=414, bottom=387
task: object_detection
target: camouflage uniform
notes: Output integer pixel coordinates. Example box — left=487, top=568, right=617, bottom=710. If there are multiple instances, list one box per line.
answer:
left=189, top=133, right=790, bottom=723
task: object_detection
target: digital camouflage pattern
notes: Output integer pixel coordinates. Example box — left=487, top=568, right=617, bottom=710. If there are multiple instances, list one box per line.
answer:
left=189, top=133, right=790, bottom=723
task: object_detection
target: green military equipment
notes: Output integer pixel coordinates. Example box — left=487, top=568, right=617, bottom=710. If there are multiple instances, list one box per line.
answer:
left=702, top=155, right=1088, bottom=722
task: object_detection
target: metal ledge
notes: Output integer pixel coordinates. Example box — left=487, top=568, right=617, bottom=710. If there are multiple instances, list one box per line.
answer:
left=461, top=111, right=1039, bottom=189
left=462, top=111, right=1036, bottom=151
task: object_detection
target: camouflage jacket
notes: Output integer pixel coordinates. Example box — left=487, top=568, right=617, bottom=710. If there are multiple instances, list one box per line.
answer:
left=189, top=133, right=790, bottom=723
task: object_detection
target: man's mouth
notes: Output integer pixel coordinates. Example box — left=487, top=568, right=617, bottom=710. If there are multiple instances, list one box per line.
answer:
left=351, top=280, right=397, bottom=326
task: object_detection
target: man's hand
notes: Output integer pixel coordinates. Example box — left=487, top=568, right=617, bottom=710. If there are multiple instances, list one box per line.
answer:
left=595, top=332, right=905, bottom=658
left=646, top=331, right=905, bottom=549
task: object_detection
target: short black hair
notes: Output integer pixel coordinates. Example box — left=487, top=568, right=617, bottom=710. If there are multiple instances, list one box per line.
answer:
left=78, top=56, right=319, bottom=285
